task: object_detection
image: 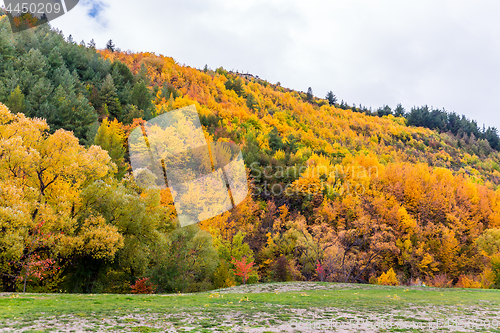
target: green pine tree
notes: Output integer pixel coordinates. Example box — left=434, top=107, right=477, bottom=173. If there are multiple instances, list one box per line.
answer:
left=99, top=74, right=122, bottom=120
left=130, top=80, right=153, bottom=120
left=325, top=91, right=337, bottom=105
left=106, top=39, right=115, bottom=52
left=6, top=86, right=26, bottom=114
left=51, top=85, right=98, bottom=143
left=306, top=87, right=313, bottom=102
left=394, top=104, right=406, bottom=117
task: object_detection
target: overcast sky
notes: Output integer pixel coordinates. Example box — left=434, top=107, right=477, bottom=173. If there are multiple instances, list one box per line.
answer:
left=20, top=0, right=500, bottom=129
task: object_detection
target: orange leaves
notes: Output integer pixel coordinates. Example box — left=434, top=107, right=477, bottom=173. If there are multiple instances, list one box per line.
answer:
left=397, top=207, right=417, bottom=235
left=455, top=274, right=482, bottom=288
left=231, top=256, right=254, bottom=285
left=415, top=251, right=439, bottom=276
left=123, top=118, right=147, bottom=138
left=199, top=210, right=234, bottom=240
left=288, top=176, right=322, bottom=198
left=131, top=277, right=156, bottom=294
left=12, top=220, right=60, bottom=292
left=86, top=42, right=500, bottom=287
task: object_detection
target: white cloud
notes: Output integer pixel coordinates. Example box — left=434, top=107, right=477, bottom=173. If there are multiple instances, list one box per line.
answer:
left=48, top=0, right=500, bottom=128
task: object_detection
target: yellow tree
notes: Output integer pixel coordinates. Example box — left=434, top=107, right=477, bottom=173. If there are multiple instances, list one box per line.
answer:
left=94, top=118, right=127, bottom=178
left=0, top=104, right=123, bottom=291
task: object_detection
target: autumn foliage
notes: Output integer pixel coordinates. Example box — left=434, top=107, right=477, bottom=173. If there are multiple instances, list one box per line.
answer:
left=231, top=257, right=254, bottom=285
left=131, top=278, right=156, bottom=294
left=1, top=14, right=500, bottom=292
left=316, top=261, right=325, bottom=282
left=377, top=268, right=398, bottom=286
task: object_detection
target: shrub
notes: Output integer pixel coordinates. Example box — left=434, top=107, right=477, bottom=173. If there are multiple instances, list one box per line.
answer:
left=148, top=226, right=218, bottom=293
left=212, top=260, right=236, bottom=289
left=270, top=255, right=293, bottom=282
left=377, top=268, right=398, bottom=286
left=425, top=273, right=453, bottom=288
left=102, top=270, right=132, bottom=294
left=368, top=275, right=378, bottom=285
left=491, top=253, right=500, bottom=288
left=184, top=281, right=215, bottom=293
left=410, top=278, right=424, bottom=286
left=455, top=274, right=481, bottom=289
left=131, top=278, right=155, bottom=294
left=480, top=268, right=496, bottom=289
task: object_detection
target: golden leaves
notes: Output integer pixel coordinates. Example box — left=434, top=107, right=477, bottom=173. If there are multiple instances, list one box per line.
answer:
left=0, top=105, right=121, bottom=265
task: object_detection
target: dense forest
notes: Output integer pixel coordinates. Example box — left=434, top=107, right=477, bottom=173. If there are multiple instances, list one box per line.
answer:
left=1, top=12, right=500, bottom=293
left=343, top=102, right=500, bottom=152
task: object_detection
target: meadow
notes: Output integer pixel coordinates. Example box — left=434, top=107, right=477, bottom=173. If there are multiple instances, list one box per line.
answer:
left=1, top=282, right=499, bottom=332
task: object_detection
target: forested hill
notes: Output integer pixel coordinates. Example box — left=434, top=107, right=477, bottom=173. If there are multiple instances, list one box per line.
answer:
left=1, top=14, right=500, bottom=293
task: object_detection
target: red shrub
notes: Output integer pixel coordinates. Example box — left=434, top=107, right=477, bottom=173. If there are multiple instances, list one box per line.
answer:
left=131, top=277, right=156, bottom=294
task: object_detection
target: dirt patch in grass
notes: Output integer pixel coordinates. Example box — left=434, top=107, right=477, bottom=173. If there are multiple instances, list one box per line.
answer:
left=1, top=282, right=499, bottom=332
left=214, top=281, right=362, bottom=294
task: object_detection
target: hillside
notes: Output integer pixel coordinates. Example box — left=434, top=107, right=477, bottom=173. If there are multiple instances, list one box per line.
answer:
left=1, top=14, right=500, bottom=293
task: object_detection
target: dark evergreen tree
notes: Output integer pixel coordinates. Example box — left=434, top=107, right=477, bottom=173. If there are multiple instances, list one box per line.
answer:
left=160, top=82, right=179, bottom=100
left=88, top=39, right=96, bottom=49
left=394, top=104, right=405, bottom=117
left=106, top=39, right=115, bottom=52
left=224, top=76, right=245, bottom=97
left=47, top=47, right=65, bottom=79
left=135, top=63, right=149, bottom=85
left=268, top=127, right=283, bottom=152
left=51, top=66, right=76, bottom=94
left=120, top=104, right=144, bottom=125
left=99, top=74, right=122, bottom=120
left=325, top=91, right=337, bottom=105
left=246, top=92, right=258, bottom=111
left=130, top=80, right=153, bottom=119
left=377, top=105, right=392, bottom=117
left=111, top=66, right=130, bottom=105
left=50, top=85, right=98, bottom=143
left=306, top=87, right=313, bottom=102
left=0, top=82, right=6, bottom=102
left=13, top=49, right=49, bottom=94
left=447, top=112, right=461, bottom=134
left=339, top=100, right=348, bottom=109
left=0, top=19, right=15, bottom=71
left=485, top=127, right=500, bottom=150
left=25, top=78, right=53, bottom=117
left=111, top=60, right=134, bottom=85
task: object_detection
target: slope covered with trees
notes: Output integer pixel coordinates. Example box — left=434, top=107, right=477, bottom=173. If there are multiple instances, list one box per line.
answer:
left=1, top=13, right=500, bottom=292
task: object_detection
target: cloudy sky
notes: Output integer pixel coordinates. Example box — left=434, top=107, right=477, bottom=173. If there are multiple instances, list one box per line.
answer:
left=25, top=0, right=500, bottom=128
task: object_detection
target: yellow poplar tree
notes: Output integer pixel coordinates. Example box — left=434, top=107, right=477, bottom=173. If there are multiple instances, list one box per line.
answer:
left=0, top=104, right=123, bottom=291
left=94, top=118, right=127, bottom=178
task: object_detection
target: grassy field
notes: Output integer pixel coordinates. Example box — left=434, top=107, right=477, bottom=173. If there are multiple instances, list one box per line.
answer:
left=1, top=282, right=499, bottom=332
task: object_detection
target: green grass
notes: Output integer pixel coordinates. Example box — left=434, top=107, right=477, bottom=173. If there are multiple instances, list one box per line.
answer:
left=1, top=282, right=499, bottom=332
